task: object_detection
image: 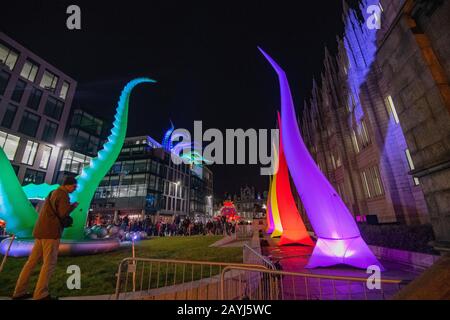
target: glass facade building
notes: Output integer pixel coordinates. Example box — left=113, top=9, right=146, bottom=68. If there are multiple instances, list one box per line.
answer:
left=0, top=32, right=76, bottom=185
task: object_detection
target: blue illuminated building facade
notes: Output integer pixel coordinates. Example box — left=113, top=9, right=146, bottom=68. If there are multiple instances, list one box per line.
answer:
left=301, top=0, right=450, bottom=251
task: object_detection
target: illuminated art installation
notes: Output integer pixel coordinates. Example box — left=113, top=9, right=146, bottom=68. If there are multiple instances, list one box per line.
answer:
left=265, top=176, right=275, bottom=234
left=219, top=200, right=240, bottom=222
left=0, top=78, right=155, bottom=255
left=269, top=146, right=283, bottom=238
left=165, top=124, right=212, bottom=166
left=65, top=78, right=156, bottom=240
left=23, top=183, right=59, bottom=201
left=0, top=148, right=37, bottom=238
left=259, top=47, right=383, bottom=270
left=162, top=121, right=175, bottom=151
left=276, top=113, right=313, bottom=246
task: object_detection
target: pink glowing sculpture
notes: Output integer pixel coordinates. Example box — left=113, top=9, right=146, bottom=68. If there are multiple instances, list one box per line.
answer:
left=259, top=47, right=383, bottom=270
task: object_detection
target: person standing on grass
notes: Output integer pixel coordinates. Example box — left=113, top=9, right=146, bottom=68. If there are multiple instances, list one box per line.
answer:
left=12, top=176, right=79, bottom=300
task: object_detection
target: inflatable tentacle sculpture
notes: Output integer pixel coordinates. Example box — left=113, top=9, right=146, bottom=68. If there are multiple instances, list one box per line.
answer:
left=265, top=176, right=275, bottom=234
left=276, top=113, right=314, bottom=246
left=0, top=148, right=37, bottom=238
left=259, top=47, right=383, bottom=270
left=269, top=145, right=283, bottom=238
left=0, top=78, right=155, bottom=240
left=64, top=78, right=155, bottom=239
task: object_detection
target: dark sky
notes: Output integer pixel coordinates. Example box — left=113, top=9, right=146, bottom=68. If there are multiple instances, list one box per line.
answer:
left=1, top=0, right=358, bottom=198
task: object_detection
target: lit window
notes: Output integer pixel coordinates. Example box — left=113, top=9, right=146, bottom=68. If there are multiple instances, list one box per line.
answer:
left=59, top=149, right=91, bottom=174
left=20, top=60, right=39, bottom=82
left=59, top=81, right=70, bottom=100
left=22, top=140, right=39, bottom=166
left=361, top=166, right=385, bottom=199
left=361, top=171, right=371, bottom=198
left=39, top=145, right=52, bottom=169
left=351, top=129, right=360, bottom=153
left=405, top=149, right=420, bottom=185
left=0, top=42, right=19, bottom=71
left=385, top=95, right=400, bottom=124
left=40, top=70, right=59, bottom=92
left=0, top=130, right=20, bottom=160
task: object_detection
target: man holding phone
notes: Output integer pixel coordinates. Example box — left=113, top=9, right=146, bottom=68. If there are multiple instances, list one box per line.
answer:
left=12, top=176, right=79, bottom=300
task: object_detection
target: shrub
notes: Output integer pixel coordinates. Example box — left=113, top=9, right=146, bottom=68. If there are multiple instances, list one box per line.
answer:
left=358, top=223, right=437, bottom=254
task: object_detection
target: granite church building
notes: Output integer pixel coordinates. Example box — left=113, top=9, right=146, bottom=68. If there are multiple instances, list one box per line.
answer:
left=300, top=0, right=450, bottom=251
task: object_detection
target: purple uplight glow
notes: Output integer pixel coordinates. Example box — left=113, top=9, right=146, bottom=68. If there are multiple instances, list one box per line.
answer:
left=259, top=46, right=384, bottom=270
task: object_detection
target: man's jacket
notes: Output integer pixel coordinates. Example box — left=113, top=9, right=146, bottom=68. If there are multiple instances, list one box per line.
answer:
left=33, top=187, right=76, bottom=239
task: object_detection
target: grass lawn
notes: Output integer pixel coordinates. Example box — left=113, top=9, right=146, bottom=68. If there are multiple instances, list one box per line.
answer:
left=0, top=235, right=242, bottom=298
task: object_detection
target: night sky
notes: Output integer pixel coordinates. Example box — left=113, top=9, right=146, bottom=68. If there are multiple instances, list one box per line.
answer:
left=1, top=0, right=358, bottom=198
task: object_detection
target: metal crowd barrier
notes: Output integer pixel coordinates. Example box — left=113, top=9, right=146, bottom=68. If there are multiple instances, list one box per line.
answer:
left=114, top=257, right=268, bottom=300
left=220, top=265, right=405, bottom=300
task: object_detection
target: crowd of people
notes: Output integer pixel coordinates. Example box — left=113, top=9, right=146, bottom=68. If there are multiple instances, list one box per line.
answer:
left=88, top=214, right=245, bottom=238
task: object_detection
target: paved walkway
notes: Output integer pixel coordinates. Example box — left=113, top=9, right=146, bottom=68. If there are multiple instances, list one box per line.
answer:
left=260, top=234, right=423, bottom=300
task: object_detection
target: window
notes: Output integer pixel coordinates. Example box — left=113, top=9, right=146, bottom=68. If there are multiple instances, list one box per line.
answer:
left=27, top=87, right=43, bottom=110
left=41, top=120, right=58, bottom=143
left=122, top=161, right=134, bottom=173
left=23, top=169, right=46, bottom=185
left=357, top=119, right=371, bottom=149
left=405, top=149, right=420, bottom=185
left=110, top=162, right=122, bottom=174
left=59, top=149, right=92, bottom=174
left=133, top=173, right=146, bottom=185
left=351, top=129, right=360, bottom=154
left=40, top=70, right=59, bottom=92
left=20, top=59, right=39, bottom=82
left=87, top=135, right=100, bottom=154
left=134, top=160, right=147, bottom=173
left=0, top=70, right=10, bottom=96
left=0, top=130, right=20, bottom=160
left=22, top=140, right=39, bottom=165
left=39, top=145, right=52, bottom=169
left=361, top=166, right=385, bottom=199
left=44, top=96, right=64, bottom=120
left=0, top=42, right=19, bottom=71
left=19, top=111, right=40, bottom=137
left=59, top=81, right=70, bottom=100
left=1, top=103, right=17, bottom=128
left=385, top=95, right=400, bottom=124
left=11, top=79, right=27, bottom=102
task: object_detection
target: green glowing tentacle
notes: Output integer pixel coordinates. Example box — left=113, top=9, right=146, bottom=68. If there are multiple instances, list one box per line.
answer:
left=63, top=78, right=156, bottom=240
left=22, top=183, right=59, bottom=200
left=0, top=148, right=37, bottom=238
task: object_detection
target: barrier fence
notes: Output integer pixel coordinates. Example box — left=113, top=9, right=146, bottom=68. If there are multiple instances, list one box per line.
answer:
left=220, top=266, right=405, bottom=300
left=114, top=257, right=268, bottom=300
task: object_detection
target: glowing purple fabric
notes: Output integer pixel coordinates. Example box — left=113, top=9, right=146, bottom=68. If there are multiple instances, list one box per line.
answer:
left=259, top=47, right=383, bottom=270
